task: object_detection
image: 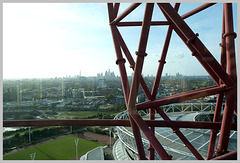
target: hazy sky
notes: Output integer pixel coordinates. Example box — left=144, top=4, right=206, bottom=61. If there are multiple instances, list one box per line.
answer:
left=3, top=3, right=238, bottom=79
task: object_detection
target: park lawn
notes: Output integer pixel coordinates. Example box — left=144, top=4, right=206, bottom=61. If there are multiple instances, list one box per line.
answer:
left=65, top=111, right=102, bottom=118
left=3, top=136, right=104, bottom=160
left=55, top=111, right=97, bottom=119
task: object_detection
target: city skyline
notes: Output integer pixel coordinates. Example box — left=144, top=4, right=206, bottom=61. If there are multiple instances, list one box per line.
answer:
left=3, top=3, right=238, bottom=79
left=3, top=68, right=214, bottom=80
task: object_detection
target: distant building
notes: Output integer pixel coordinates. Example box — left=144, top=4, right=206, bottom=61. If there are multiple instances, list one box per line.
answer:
left=137, top=94, right=147, bottom=103
left=98, top=79, right=106, bottom=88
left=104, top=69, right=115, bottom=79
left=180, top=78, right=186, bottom=89
left=115, top=96, right=125, bottom=106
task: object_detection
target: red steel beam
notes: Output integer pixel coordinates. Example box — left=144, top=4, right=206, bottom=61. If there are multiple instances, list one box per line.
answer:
left=223, top=3, right=237, bottom=117
left=116, top=28, right=152, bottom=100
left=220, top=8, right=227, bottom=76
left=216, top=3, right=237, bottom=156
left=108, top=3, right=147, bottom=160
left=3, top=119, right=130, bottom=127
left=155, top=107, right=204, bottom=160
left=129, top=116, right=147, bottom=160
left=157, top=3, right=234, bottom=88
left=211, top=150, right=237, bottom=160
left=181, top=3, right=216, bottom=19
left=146, top=120, right=236, bottom=131
left=148, top=3, right=180, bottom=160
left=126, top=4, right=154, bottom=160
left=3, top=119, right=237, bottom=130
left=157, top=4, right=220, bottom=85
left=127, top=3, right=154, bottom=114
left=131, top=113, right=172, bottom=160
left=148, top=107, right=155, bottom=160
left=110, top=3, right=141, bottom=25
left=117, top=27, right=158, bottom=160
left=207, top=93, right=224, bottom=159
left=137, top=85, right=227, bottom=110
left=117, top=21, right=169, bottom=26
left=224, top=3, right=237, bottom=85
left=207, top=8, right=227, bottom=159
left=151, top=3, right=180, bottom=99
left=108, top=3, right=130, bottom=105
left=117, top=3, right=215, bottom=27
left=216, top=89, right=236, bottom=156
left=113, top=3, right=120, bottom=18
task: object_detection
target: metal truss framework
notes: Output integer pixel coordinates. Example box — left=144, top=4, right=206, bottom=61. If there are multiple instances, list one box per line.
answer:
left=3, top=2, right=237, bottom=160
left=107, top=2, right=237, bottom=160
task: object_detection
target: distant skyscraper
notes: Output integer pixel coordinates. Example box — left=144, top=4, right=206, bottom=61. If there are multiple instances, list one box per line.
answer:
left=180, top=78, right=186, bottom=89
left=16, top=80, right=22, bottom=102
left=40, top=79, right=43, bottom=99
left=62, top=78, right=65, bottom=100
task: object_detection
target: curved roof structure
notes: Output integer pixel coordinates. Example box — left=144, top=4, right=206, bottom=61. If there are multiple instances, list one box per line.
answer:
left=113, top=109, right=237, bottom=160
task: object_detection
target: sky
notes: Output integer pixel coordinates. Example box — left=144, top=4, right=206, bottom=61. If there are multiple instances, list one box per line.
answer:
left=3, top=3, right=238, bottom=79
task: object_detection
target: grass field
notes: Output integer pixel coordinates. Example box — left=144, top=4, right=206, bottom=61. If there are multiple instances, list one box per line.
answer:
left=3, top=136, right=104, bottom=160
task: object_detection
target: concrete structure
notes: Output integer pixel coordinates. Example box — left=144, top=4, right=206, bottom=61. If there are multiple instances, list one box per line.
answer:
left=80, top=146, right=104, bottom=160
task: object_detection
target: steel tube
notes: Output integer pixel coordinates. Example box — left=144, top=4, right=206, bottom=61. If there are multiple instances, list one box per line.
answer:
left=207, top=93, right=224, bottom=159
left=155, top=107, right=204, bottom=160
left=137, top=85, right=227, bottom=110
left=117, top=21, right=169, bottom=26
left=220, top=7, right=227, bottom=72
left=116, top=28, right=152, bottom=99
left=3, top=119, right=131, bottom=127
left=109, top=3, right=147, bottom=159
left=157, top=3, right=234, bottom=87
left=216, top=3, right=237, bottom=156
left=212, top=150, right=237, bottom=160
left=224, top=3, right=237, bottom=85
left=131, top=113, right=172, bottom=160
left=174, top=129, right=204, bottom=159
left=148, top=107, right=155, bottom=160
left=127, top=3, right=154, bottom=113
left=117, top=3, right=216, bottom=27
left=216, top=90, right=236, bottom=156
left=181, top=3, right=216, bottom=19
left=110, top=3, right=141, bottom=25
left=129, top=116, right=147, bottom=160
left=157, top=5, right=220, bottom=85
left=113, top=3, right=120, bottom=18
left=126, top=4, right=154, bottom=160
left=108, top=3, right=130, bottom=105
left=146, top=120, right=237, bottom=131
left=207, top=10, right=227, bottom=159
left=137, top=4, right=154, bottom=53
left=3, top=119, right=237, bottom=130
left=151, top=3, right=180, bottom=99
left=148, top=4, right=180, bottom=159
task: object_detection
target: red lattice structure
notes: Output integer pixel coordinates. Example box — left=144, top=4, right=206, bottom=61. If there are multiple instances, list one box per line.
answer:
left=3, top=3, right=237, bottom=160
left=107, top=2, right=237, bottom=160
